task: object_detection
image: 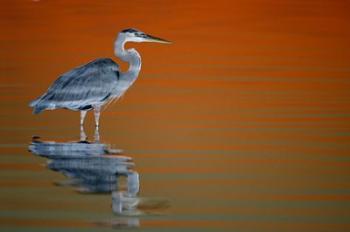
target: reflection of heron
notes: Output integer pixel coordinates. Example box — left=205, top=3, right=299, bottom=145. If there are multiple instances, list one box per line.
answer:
left=29, top=28, right=171, bottom=128
left=29, top=136, right=135, bottom=193
left=28, top=135, right=169, bottom=226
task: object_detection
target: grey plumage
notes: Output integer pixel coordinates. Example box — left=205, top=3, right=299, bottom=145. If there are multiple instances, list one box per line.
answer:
left=30, top=58, right=119, bottom=114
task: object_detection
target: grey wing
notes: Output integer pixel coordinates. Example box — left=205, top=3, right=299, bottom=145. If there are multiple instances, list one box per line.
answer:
left=30, top=58, right=120, bottom=114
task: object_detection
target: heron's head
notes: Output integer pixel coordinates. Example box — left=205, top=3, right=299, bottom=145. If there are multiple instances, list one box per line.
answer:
left=120, top=28, right=171, bottom=44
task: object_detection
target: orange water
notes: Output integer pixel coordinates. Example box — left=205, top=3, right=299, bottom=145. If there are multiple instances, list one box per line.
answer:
left=1, top=0, right=350, bottom=231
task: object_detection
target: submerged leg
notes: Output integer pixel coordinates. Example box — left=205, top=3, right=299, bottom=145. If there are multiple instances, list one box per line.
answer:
left=80, top=111, right=87, bottom=126
left=94, top=106, right=101, bottom=128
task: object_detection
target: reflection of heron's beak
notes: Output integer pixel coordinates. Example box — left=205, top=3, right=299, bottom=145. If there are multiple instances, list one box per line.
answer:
left=145, top=34, right=172, bottom=44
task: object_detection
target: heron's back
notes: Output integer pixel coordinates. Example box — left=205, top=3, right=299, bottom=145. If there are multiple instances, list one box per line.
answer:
left=30, top=58, right=121, bottom=114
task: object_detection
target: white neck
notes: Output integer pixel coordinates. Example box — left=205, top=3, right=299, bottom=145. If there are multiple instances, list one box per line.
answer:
left=114, top=34, right=141, bottom=83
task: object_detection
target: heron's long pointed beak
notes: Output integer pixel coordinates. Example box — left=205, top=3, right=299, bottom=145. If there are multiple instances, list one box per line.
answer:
left=145, top=34, right=172, bottom=44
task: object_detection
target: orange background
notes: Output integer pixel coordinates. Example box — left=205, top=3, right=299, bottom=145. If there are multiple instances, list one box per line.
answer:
left=1, top=0, right=350, bottom=231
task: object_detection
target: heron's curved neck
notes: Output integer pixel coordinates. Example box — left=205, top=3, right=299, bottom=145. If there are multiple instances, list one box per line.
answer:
left=114, top=36, right=141, bottom=82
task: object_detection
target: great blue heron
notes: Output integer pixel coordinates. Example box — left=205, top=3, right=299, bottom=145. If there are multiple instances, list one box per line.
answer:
left=30, top=28, right=170, bottom=128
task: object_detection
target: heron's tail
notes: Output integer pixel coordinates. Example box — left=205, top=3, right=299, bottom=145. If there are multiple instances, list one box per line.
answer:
left=32, top=105, right=46, bottom=114
left=29, top=99, right=38, bottom=107
left=29, top=99, right=45, bottom=114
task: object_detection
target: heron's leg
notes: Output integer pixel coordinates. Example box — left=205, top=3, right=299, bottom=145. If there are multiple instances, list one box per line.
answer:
left=80, top=125, right=87, bottom=141
left=94, top=106, right=101, bottom=128
left=94, top=126, right=100, bottom=143
left=80, top=111, right=88, bottom=141
left=80, top=111, right=87, bottom=126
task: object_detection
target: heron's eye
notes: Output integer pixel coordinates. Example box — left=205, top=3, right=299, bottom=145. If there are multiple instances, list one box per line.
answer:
left=138, top=33, right=147, bottom=38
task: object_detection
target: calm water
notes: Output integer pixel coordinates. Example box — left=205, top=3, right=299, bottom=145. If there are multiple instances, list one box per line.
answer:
left=1, top=0, right=350, bottom=231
